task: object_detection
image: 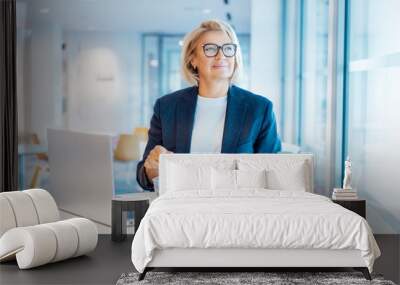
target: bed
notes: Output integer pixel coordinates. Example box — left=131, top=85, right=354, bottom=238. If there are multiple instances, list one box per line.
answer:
left=131, top=154, right=380, bottom=281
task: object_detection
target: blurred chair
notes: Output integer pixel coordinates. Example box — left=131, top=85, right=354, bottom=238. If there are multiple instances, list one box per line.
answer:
left=29, top=134, right=49, bottom=188
left=31, top=134, right=48, bottom=161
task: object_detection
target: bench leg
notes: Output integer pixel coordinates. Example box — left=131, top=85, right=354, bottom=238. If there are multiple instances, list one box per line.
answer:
left=138, top=267, right=149, bottom=281
left=354, top=267, right=371, bottom=280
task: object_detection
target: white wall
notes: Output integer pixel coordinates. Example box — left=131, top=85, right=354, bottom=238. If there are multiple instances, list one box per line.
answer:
left=64, top=31, right=142, bottom=135
left=26, top=24, right=63, bottom=144
left=250, top=0, right=282, bottom=128
left=22, top=27, right=142, bottom=140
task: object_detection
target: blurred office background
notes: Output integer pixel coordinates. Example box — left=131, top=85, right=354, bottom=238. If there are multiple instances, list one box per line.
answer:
left=15, top=0, right=400, bottom=234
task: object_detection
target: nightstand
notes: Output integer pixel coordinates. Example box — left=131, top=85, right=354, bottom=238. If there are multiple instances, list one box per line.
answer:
left=112, top=192, right=158, bottom=242
left=332, top=199, right=366, bottom=218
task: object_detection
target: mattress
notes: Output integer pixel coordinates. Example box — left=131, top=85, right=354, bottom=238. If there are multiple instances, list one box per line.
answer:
left=131, top=190, right=380, bottom=273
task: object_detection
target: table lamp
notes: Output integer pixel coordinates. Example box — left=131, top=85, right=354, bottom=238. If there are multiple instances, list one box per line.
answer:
left=114, top=128, right=148, bottom=161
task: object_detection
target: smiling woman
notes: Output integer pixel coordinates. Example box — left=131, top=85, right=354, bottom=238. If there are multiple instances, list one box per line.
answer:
left=136, top=19, right=282, bottom=191
left=181, top=20, right=242, bottom=88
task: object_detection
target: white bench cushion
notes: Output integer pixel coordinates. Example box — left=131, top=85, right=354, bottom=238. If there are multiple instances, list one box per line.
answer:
left=0, top=189, right=59, bottom=237
left=24, top=189, right=60, bottom=223
left=0, top=196, right=17, bottom=237
left=0, top=218, right=97, bottom=269
left=0, top=189, right=98, bottom=269
left=1, top=191, right=39, bottom=227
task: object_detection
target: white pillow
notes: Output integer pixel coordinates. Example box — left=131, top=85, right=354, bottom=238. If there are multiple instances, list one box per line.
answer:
left=167, top=162, right=211, bottom=191
left=211, top=168, right=236, bottom=190
left=237, top=159, right=309, bottom=192
left=236, top=169, right=267, bottom=188
left=211, top=169, right=268, bottom=190
left=266, top=162, right=307, bottom=191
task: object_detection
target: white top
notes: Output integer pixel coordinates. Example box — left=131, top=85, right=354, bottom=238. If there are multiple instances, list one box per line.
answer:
left=190, top=95, right=227, bottom=153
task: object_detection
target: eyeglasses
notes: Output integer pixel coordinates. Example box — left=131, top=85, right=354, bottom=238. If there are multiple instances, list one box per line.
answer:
left=201, top=43, right=237, bottom=57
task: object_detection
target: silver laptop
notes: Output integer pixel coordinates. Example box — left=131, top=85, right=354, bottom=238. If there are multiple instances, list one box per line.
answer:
left=47, top=128, right=114, bottom=227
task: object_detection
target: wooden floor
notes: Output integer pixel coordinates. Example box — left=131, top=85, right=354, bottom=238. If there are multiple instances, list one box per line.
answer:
left=0, top=235, right=398, bottom=285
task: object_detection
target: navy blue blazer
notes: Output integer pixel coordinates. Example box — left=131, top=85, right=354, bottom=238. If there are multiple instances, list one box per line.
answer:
left=136, top=84, right=281, bottom=190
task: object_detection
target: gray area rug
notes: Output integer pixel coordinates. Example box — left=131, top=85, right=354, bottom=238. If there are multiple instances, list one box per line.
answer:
left=116, top=271, right=396, bottom=285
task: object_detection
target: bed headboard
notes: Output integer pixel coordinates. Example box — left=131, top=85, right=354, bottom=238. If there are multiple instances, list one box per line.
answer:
left=159, top=154, right=314, bottom=195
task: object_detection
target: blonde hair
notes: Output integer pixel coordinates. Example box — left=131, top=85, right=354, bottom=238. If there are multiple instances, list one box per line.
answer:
left=181, top=19, right=243, bottom=86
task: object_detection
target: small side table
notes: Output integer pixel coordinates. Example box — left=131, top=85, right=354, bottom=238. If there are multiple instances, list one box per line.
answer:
left=332, top=199, right=366, bottom=218
left=112, top=192, right=158, bottom=242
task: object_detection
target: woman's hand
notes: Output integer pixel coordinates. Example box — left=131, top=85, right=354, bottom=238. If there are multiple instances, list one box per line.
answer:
left=144, top=145, right=173, bottom=181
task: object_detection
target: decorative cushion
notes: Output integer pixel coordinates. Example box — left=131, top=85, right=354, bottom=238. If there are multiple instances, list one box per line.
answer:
left=236, top=169, right=267, bottom=188
left=211, top=169, right=268, bottom=191
left=159, top=154, right=313, bottom=194
left=167, top=162, right=212, bottom=191
left=160, top=156, right=236, bottom=195
left=238, top=159, right=310, bottom=191
left=211, top=168, right=236, bottom=190
left=266, top=163, right=307, bottom=191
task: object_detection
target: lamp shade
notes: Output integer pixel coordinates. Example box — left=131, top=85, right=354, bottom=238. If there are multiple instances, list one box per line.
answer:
left=133, top=127, right=148, bottom=139
left=114, top=130, right=147, bottom=161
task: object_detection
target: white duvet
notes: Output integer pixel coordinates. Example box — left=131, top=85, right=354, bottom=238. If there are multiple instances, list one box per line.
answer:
left=131, top=190, right=380, bottom=273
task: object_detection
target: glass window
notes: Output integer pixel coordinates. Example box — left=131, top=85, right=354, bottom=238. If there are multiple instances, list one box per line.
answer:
left=346, top=0, right=400, bottom=233
left=281, top=0, right=330, bottom=195
left=299, top=0, right=329, bottom=195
